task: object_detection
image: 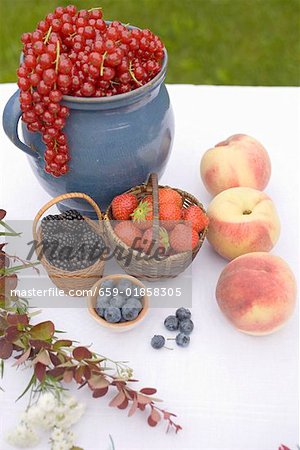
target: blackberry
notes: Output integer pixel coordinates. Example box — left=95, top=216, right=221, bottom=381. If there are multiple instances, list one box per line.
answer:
left=82, top=230, right=106, bottom=265
left=56, top=232, right=76, bottom=247
left=41, top=215, right=64, bottom=236
left=41, top=209, right=105, bottom=272
left=61, top=209, right=84, bottom=221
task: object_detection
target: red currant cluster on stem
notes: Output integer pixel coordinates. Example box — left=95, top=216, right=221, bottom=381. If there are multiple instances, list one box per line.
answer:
left=17, top=5, right=164, bottom=178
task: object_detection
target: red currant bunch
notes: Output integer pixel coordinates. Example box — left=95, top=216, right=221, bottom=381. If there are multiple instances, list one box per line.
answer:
left=17, top=5, right=164, bottom=177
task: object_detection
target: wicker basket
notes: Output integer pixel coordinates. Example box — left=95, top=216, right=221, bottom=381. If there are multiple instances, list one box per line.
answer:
left=104, top=173, right=208, bottom=280
left=33, top=192, right=105, bottom=296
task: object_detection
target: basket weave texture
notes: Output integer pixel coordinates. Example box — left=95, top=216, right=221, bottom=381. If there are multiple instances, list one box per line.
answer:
left=33, top=192, right=105, bottom=296
left=104, top=173, right=208, bottom=280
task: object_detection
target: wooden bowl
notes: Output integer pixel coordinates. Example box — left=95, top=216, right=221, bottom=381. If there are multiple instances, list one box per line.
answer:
left=87, top=274, right=149, bottom=332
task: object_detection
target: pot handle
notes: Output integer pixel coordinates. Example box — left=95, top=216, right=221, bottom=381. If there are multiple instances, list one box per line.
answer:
left=2, top=89, right=39, bottom=159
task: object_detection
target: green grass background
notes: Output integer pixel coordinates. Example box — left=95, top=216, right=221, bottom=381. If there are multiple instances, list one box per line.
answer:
left=0, top=0, right=299, bottom=85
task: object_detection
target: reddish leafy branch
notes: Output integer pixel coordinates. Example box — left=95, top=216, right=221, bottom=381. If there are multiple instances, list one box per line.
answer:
left=0, top=313, right=181, bottom=432
left=0, top=209, right=181, bottom=432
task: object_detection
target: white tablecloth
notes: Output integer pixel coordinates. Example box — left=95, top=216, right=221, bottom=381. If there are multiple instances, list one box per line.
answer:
left=0, top=83, right=299, bottom=450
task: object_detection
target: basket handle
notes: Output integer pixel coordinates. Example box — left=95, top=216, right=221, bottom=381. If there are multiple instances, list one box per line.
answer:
left=32, top=192, right=102, bottom=242
left=144, top=173, right=160, bottom=253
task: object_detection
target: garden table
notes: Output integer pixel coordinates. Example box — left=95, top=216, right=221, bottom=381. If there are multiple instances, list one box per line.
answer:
left=0, top=83, right=299, bottom=450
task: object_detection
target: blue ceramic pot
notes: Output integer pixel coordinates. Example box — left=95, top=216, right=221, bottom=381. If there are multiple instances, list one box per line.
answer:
left=2, top=51, right=174, bottom=217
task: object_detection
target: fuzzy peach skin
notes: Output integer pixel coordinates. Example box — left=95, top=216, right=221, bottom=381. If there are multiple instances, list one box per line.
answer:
left=216, top=252, right=297, bottom=335
left=207, top=187, right=280, bottom=260
left=200, top=134, right=271, bottom=195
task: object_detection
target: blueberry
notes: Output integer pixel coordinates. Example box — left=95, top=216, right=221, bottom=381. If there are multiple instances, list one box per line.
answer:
left=104, top=306, right=121, bottom=323
left=110, top=294, right=126, bottom=309
left=151, top=335, right=165, bottom=349
left=175, top=333, right=190, bottom=347
left=121, top=301, right=140, bottom=321
left=100, top=279, right=115, bottom=298
left=131, top=285, right=144, bottom=300
left=95, top=295, right=111, bottom=317
left=117, top=278, right=133, bottom=298
left=125, top=298, right=143, bottom=311
left=164, top=315, right=179, bottom=331
left=176, top=307, right=191, bottom=321
left=179, top=318, right=194, bottom=334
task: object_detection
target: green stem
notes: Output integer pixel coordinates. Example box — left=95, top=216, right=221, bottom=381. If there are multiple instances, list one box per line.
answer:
left=0, top=261, right=40, bottom=276
left=0, top=359, right=4, bottom=378
left=109, top=435, right=115, bottom=450
left=0, top=220, right=21, bottom=236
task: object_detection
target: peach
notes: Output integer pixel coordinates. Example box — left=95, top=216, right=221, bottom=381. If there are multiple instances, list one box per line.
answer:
left=200, top=134, right=271, bottom=195
left=216, top=252, right=297, bottom=335
left=207, top=187, right=280, bottom=260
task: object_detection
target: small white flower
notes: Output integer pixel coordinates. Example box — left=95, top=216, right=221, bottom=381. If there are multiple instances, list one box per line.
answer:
left=119, top=367, right=133, bottom=381
left=50, top=427, right=75, bottom=449
left=37, top=392, right=57, bottom=412
left=64, top=395, right=78, bottom=408
left=6, top=392, right=86, bottom=448
left=6, top=422, right=39, bottom=448
left=50, top=427, right=65, bottom=442
left=42, top=411, right=60, bottom=430
left=51, top=441, right=72, bottom=450
left=61, top=405, right=85, bottom=428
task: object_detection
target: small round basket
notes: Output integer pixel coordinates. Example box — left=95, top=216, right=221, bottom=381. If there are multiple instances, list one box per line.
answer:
left=87, top=274, right=149, bottom=332
left=104, top=173, right=208, bottom=280
left=33, top=192, right=105, bottom=296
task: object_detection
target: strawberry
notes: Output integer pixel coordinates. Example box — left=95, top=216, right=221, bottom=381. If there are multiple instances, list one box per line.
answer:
left=142, top=195, right=153, bottom=205
left=112, top=193, right=138, bottom=220
left=131, top=199, right=153, bottom=230
left=114, top=221, right=142, bottom=248
left=159, top=188, right=182, bottom=208
left=159, top=203, right=182, bottom=230
left=141, top=227, right=170, bottom=254
left=183, top=205, right=209, bottom=232
left=170, top=224, right=199, bottom=253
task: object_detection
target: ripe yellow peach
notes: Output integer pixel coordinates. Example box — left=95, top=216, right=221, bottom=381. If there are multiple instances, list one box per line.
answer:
left=200, top=134, right=271, bottom=195
left=207, top=187, right=280, bottom=260
left=216, top=252, right=297, bottom=335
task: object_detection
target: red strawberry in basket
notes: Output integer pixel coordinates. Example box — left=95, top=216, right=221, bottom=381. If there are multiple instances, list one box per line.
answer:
left=141, top=227, right=170, bottom=254
left=112, top=193, right=138, bottom=220
left=114, top=221, right=142, bottom=248
left=131, top=199, right=153, bottom=230
left=159, top=188, right=182, bottom=208
left=159, top=203, right=182, bottom=230
left=183, top=205, right=209, bottom=233
left=170, top=224, right=199, bottom=253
